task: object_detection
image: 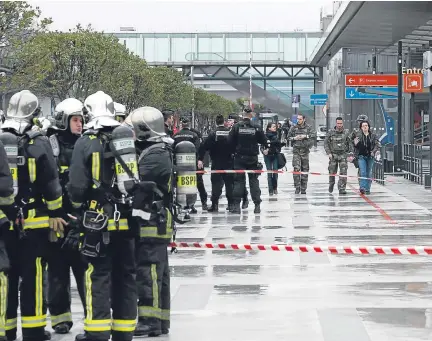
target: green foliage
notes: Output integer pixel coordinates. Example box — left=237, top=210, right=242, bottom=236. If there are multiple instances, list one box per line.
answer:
left=2, top=4, right=238, bottom=117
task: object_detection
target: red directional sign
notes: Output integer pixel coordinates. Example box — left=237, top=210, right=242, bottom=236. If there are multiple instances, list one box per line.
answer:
left=345, top=74, right=398, bottom=87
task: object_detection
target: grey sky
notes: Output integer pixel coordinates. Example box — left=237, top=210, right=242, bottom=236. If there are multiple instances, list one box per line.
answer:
left=32, top=0, right=332, bottom=33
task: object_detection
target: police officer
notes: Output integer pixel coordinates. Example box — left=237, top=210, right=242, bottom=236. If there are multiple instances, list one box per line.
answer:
left=198, top=114, right=233, bottom=212
left=45, top=98, right=86, bottom=335
left=324, top=117, right=352, bottom=195
left=114, top=102, right=127, bottom=123
left=287, top=113, right=316, bottom=194
left=229, top=111, right=267, bottom=214
left=173, top=118, right=208, bottom=211
left=66, top=91, right=137, bottom=341
left=162, top=109, right=174, bottom=138
left=1, top=90, right=65, bottom=341
left=0, top=140, right=15, bottom=341
left=127, top=107, right=174, bottom=337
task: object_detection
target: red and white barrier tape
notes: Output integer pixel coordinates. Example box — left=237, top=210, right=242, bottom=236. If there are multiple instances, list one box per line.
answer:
left=169, top=242, right=432, bottom=255
left=196, top=169, right=392, bottom=183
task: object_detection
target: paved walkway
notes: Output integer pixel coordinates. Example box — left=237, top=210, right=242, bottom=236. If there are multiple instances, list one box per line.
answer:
left=16, top=146, right=432, bottom=340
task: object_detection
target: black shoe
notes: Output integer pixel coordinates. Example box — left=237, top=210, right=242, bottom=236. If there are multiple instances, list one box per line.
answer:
left=365, top=190, right=370, bottom=195
left=274, top=189, right=278, bottom=195
left=295, top=187, right=300, bottom=194
left=134, top=322, right=162, bottom=337
left=162, top=329, right=169, bottom=334
left=254, top=204, right=261, bottom=214
left=202, top=202, right=208, bottom=211
left=230, top=205, right=241, bottom=214
left=189, top=206, right=197, bottom=214
left=329, top=183, right=334, bottom=193
left=359, top=188, right=365, bottom=194
left=301, top=190, right=306, bottom=194
left=242, top=199, right=249, bottom=209
left=44, top=331, right=51, bottom=340
left=74, top=334, right=98, bottom=341
left=208, top=203, right=218, bottom=212
left=269, top=191, right=274, bottom=196
left=339, top=189, right=347, bottom=195
left=54, top=322, right=70, bottom=334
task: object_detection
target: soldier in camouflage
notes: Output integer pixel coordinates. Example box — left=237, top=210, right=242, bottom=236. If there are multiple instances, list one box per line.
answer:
left=350, top=114, right=369, bottom=184
left=287, top=114, right=316, bottom=194
left=324, top=117, right=352, bottom=195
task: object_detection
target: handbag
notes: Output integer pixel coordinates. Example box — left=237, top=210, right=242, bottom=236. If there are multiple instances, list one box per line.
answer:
left=276, top=152, right=287, bottom=170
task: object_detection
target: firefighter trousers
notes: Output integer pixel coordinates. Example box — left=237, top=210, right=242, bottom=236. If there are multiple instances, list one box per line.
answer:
left=0, top=237, right=9, bottom=341
left=47, top=238, right=86, bottom=329
left=83, top=232, right=137, bottom=341
left=136, top=242, right=170, bottom=331
left=5, top=229, right=49, bottom=341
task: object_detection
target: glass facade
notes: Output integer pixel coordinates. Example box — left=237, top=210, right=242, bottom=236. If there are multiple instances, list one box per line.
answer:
left=111, top=32, right=322, bottom=63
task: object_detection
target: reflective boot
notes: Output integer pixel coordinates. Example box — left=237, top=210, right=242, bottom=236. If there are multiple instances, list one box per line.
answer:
left=134, top=321, right=161, bottom=337
left=54, top=322, right=71, bottom=334
left=75, top=333, right=107, bottom=341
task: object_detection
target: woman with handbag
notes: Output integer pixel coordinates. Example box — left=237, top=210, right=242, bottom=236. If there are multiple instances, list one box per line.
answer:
left=261, top=123, right=285, bottom=195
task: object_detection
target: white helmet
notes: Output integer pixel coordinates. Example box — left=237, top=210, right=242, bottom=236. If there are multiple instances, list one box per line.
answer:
left=129, top=106, right=166, bottom=142
left=53, top=98, right=84, bottom=131
left=2, top=90, right=40, bottom=135
left=84, top=91, right=119, bottom=129
left=114, top=102, right=127, bottom=117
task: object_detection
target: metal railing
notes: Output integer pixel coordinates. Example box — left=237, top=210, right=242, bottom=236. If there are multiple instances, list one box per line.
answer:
left=402, top=143, right=424, bottom=185
left=373, top=159, right=384, bottom=186
left=414, top=122, right=429, bottom=145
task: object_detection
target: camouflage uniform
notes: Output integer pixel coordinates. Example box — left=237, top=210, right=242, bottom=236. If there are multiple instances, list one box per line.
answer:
left=288, top=123, right=316, bottom=193
left=324, top=127, right=351, bottom=193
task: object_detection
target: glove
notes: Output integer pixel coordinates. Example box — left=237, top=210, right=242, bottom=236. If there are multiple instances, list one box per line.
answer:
left=62, top=214, right=82, bottom=250
left=48, top=217, right=67, bottom=242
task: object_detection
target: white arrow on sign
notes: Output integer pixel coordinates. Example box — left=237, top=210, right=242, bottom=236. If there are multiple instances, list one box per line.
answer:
left=348, top=78, right=354, bottom=84
left=349, top=91, right=355, bottom=97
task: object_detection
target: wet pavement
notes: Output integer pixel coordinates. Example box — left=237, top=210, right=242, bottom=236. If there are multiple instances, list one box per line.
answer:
left=20, top=146, right=432, bottom=340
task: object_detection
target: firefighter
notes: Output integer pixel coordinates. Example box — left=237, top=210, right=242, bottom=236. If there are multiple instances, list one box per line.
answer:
left=173, top=118, right=208, bottom=211
left=66, top=91, right=137, bottom=341
left=114, top=102, right=127, bottom=123
left=126, top=107, right=174, bottom=337
left=1, top=90, right=65, bottom=341
left=0, top=140, right=15, bottom=341
left=45, top=98, right=86, bottom=334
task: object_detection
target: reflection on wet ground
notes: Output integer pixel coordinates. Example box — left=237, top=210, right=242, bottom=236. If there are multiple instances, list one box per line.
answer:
left=51, top=147, right=432, bottom=341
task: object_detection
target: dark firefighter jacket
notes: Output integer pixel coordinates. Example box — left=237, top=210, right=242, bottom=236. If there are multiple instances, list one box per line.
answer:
left=173, top=128, right=200, bottom=152
left=67, top=128, right=130, bottom=232
left=198, top=125, right=232, bottom=169
left=15, top=131, right=63, bottom=229
left=0, top=140, right=14, bottom=229
left=135, top=141, right=174, bottom=244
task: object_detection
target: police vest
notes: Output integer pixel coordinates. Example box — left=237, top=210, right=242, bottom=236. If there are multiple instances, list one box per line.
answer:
left=236, top=122, right=259, bottom=155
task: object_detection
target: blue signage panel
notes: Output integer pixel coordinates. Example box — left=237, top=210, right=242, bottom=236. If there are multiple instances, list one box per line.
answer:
left=310, top=94, right=328, bottom=100
left=310, top=99, right=327, bottom=106
left=345, top=87, right=397, bottom=99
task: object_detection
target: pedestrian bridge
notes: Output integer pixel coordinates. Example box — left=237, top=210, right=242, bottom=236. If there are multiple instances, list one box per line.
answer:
left=111, top=31, right=323, bottom=117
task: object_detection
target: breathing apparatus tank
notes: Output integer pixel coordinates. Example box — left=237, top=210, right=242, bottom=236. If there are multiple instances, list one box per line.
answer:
left=174, top=141, right=197, bottom=208
left=0, top=132, right=19, bottom=196
left=111, top=125, right=138, bottom=196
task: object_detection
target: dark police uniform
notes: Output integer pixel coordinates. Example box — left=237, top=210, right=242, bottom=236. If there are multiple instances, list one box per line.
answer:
left=173, top=127, right=208, bottom=209
left=4, top=130, right=63, bottom=341
left=198, top=125, right=233, bottom=211
left=134, top=141, right=174, bottom=337
left=0, top=141, right=15, bottom=341
left=46, top=131, right=86, bottom=332
left=67, top=128, right=137, bottom=341
left=228, top=118, right=267, bottom=213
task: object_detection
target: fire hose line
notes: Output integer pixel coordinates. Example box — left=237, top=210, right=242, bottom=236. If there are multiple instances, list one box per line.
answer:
left=196, top=169, right=397, bottom=183
left=169, top=242, right=432, bottom=255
